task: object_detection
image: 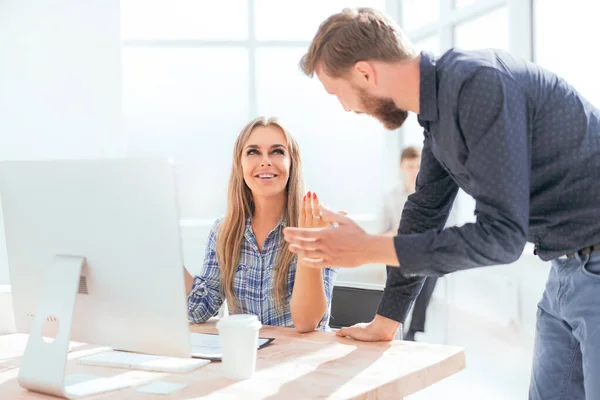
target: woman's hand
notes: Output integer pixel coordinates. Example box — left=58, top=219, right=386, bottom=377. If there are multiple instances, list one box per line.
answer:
left=299, top=191, right=345, bottom=229
left=299, top=191, right=329, bottom=229
left=291, top=190, right=332, bottom=332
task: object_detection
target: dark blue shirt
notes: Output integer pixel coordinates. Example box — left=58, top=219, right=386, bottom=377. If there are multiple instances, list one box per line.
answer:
left=378, top=49, right=600, bottom=323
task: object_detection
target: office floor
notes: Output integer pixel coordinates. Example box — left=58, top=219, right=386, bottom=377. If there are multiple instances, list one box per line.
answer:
left=406, top=299, right=535, bottom=400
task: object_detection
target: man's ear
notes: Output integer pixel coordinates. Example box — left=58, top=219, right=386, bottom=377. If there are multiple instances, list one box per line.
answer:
left=354, top=61, right=377, bottom=88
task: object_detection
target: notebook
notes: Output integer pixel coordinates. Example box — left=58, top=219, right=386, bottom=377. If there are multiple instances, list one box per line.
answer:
left=190, top=332, right=274, bottom=361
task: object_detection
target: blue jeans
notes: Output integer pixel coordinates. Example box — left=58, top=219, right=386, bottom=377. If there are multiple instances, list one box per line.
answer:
left=529, top=251, right=600, bottom=399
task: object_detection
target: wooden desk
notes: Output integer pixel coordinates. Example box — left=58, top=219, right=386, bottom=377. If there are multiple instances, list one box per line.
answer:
left=0, top=322, right=465, bottom=399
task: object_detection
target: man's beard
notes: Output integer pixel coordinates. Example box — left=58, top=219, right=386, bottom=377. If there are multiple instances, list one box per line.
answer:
left=357, top=87, right=408, bottom=131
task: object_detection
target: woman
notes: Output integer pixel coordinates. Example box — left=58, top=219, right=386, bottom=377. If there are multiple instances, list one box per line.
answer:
left=184, top=117, right=337, bottom=332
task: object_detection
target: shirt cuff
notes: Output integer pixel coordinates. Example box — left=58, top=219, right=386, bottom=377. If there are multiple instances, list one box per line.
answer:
left=376, top=289, right=416, bottom=323
left=188, top=276, right=207, bottom=300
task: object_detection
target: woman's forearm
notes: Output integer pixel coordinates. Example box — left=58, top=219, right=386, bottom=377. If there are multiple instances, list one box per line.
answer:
left=290, top=263, right=327, bottom=333
left=184, top=265, right=224, bottom=323
left=184, top=266, right=195, bottom=296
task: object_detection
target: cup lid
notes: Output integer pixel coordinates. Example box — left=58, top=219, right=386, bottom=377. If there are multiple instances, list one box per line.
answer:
left=216, top=314, right=262, bottom=330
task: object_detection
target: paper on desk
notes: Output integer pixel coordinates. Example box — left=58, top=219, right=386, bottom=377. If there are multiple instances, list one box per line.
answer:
left=189, top=332, right=273, bottom=361
left=65, top=374, right=101, bottom=386
left=137, top=381, right=187, bottom=395
left=64, top=373, right=131, bottom=398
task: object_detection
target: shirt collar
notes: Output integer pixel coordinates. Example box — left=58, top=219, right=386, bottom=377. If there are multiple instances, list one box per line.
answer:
left=417, top=51, right=439, bottom=126
left=244, top=215, right=287, bottom=237
left=244, top=215, right=286, bottom=253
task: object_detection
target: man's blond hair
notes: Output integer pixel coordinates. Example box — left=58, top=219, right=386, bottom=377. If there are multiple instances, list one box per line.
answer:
left=300, top=8, right=417, bottom=78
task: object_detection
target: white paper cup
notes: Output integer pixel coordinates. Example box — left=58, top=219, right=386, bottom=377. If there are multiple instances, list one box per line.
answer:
left=216, top=314, right=262, bottom=380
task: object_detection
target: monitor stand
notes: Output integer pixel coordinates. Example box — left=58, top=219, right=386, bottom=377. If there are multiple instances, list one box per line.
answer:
left=17, top=255, right=128, bottom=398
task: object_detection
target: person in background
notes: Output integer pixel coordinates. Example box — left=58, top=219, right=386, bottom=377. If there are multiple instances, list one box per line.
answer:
left=183, top=116, right=337, bottom=333
left=379, top=146, right=435, bottom=341
left=379, top=146, right=420, bottom=236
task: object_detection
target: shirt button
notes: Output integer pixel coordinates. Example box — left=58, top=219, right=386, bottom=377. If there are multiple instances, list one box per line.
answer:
left=533, top=241, right=540, bottom=255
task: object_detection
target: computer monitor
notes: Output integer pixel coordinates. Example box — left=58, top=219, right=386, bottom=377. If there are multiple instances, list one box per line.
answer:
left=0, top=158, right=191, bottom=359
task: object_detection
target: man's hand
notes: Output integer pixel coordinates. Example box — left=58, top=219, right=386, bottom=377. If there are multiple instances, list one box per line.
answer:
left=335, top=315, right=401, bottom=342
left=284, top=205, right=400, bottom=268
left=284, top=206, right=371, bottom=268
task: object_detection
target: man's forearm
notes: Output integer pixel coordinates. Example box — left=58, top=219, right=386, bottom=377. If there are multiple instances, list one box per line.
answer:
left=363, top=235, right=400, bottom=267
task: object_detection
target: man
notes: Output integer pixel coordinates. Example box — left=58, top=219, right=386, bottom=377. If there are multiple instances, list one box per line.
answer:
left=283, top=7, right=600, bottom=399
left=379, top=146, right=420, bottom=236
left=379, top=146, right=436, bottom=341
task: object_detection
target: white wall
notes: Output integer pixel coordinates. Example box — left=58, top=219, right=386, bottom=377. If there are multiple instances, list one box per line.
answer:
left=0, top=0, right=123, bottom=285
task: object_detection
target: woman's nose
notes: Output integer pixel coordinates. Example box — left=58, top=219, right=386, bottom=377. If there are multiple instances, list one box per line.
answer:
left=260, top=155, right=272, bottom=166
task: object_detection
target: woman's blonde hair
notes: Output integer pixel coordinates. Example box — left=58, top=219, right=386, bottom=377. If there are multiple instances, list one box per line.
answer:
left=216, top=117, right=304, bottom=312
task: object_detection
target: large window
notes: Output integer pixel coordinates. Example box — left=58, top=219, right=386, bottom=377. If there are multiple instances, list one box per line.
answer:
left=402, top=0, right=440, bottom=32
left=534, top=0, right=600, bottom=107
left=121, top=0, right=391, bottom=221
left=122, top=47, right=250, bottom=219
left=121, top=0, right=249, bottom=41
left=454, top=6, right=508, bottom=51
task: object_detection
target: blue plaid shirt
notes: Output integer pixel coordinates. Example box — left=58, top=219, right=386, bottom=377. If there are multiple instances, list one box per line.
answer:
left=188, top=217, right=337, bottom=330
